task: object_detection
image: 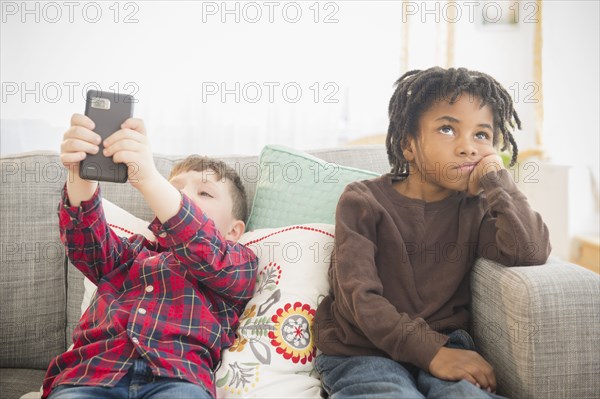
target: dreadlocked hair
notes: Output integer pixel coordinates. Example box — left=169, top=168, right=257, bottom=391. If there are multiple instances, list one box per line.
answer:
left=386, top=66, right=521, bottom=178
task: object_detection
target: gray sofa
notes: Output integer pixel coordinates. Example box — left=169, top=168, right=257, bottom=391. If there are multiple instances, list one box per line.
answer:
left=1, top=148, right=598, bottom=399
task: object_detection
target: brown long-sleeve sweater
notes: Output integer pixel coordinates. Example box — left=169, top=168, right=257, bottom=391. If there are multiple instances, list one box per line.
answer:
left=314, top=169, right=551, bottom=371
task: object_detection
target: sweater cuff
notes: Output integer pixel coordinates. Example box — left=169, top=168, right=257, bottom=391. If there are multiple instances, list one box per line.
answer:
left=408, top=323, right=449, bottom=371
left=479, top=169, right=519, bottom=197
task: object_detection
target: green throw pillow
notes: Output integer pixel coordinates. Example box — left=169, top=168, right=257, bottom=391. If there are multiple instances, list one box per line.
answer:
left=246, top=145, right=380, bottom=231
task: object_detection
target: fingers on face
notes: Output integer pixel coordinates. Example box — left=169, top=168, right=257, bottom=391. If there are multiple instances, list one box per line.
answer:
left=486, top=152, right=503, bottom=160
left=467, top=173, right=480, bottom=196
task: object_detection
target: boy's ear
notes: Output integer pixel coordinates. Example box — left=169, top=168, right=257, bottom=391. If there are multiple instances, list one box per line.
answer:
left=224, top=219, right=245, bottom=242
left=402, top=137, right=416, bottom=162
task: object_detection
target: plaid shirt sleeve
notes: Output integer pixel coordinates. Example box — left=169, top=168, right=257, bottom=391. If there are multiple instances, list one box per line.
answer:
left=58, top=183, right=257, bottom=303
left=58, top=183, right=156, bottom=285
left=147, top=192, right=257, bottom=303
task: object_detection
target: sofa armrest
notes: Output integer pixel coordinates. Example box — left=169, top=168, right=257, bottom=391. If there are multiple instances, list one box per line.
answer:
left=471, top=257, right=600, bottom=399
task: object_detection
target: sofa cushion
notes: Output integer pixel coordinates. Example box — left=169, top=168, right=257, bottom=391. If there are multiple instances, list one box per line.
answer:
left=0, top=152, right=67, bottom=370
left=246, top=145, right=381, bottom=231
left=216, top=224, right=334, bottom=398
left=0, top=368, right=46, bottom=399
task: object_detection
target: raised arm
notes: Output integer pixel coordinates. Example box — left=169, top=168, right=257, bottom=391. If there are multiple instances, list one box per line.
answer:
left=58, top=183, right=156, bottom=284
left=143, top=191, right=258, bottom=303
left=59, top=114, right=156, bottom=284
left=101, top=118, right=257, bottom=302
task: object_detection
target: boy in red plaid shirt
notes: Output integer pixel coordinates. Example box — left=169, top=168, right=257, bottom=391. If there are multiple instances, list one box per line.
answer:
left=43, top=114, right=258, bottom=399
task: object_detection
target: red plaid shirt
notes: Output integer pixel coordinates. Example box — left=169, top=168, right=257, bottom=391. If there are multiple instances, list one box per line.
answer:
left=42, top=184, right=257, bottom=398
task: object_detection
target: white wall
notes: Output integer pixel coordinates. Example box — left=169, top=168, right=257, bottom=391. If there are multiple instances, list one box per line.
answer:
left=2, top=1, right=545, bottom=157
left=540, top=0, right=600, bottom=256
left=2, top=1, right=598, bottom=257
left=543, top=0, right=600, bottom=191
left=1, top=1, right=404, bottom=155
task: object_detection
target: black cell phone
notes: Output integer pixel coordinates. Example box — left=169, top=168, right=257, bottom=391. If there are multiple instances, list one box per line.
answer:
left=80, top=90, right=135, bottom=183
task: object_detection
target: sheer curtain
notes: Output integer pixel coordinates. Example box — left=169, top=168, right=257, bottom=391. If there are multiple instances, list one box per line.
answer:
left=4, top=0, right=592, bottom=163
left=1, top=1, right=406, bottom=156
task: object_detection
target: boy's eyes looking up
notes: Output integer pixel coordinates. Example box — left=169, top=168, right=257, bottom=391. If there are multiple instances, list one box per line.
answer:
left=476, top=131, right=492, bottom=140
left=431, top=114, right=494, bottom=141
left=438, top=125, right=492, bottom=140
left=439, top=126, right=454, bottom=135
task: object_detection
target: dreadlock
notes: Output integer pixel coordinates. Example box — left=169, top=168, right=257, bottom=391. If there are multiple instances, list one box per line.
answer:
left=386, top=66, right=521, bottom=178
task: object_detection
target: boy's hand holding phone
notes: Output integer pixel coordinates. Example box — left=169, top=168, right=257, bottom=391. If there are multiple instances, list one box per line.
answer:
left=99, top=118, right=182, bottom=223
left=101, top=117, right=162, bottom=191
left=60, top=113, right=101, bottom=206
left=60, top=113, right=160, bottom=192
left=60, top=89, right=182, bottom=222
left=60, top=113, right=179, bottom=222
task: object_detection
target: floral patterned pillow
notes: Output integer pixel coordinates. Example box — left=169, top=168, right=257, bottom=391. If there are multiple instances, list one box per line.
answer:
left=216, top=224, right=334, bottom=398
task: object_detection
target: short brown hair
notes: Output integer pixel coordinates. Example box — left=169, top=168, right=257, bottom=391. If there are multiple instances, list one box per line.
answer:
left=169, top=155, right=248, bottom=222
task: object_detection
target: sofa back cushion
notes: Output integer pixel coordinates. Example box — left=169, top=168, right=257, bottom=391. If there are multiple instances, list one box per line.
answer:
left=0, top=152, right=67, bottom=369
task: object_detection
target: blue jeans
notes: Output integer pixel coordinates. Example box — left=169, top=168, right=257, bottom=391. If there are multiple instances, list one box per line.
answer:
left=48, top=358, right=212, bottom=399
left=315, top=329, right=508, bottom=399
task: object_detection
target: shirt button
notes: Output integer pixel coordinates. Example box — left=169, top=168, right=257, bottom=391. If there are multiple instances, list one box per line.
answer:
left=132, top=337, right=139, bottom=344
left=158, top=231, right=167, bottom=238
left=138, top=308, right=147, bottom=315
left=145, top=286, right=154, bottom=293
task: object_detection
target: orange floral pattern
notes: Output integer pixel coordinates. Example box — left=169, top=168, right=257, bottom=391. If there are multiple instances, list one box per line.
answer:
left=268, top=302, right=316, bottom=364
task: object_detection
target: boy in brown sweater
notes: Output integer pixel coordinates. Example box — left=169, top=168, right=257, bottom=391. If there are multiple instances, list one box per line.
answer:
left=314, top=67, right=551, bottom=398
